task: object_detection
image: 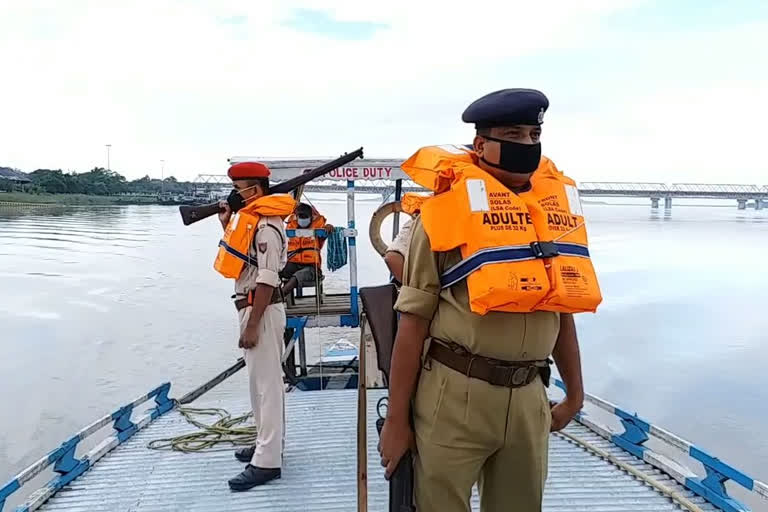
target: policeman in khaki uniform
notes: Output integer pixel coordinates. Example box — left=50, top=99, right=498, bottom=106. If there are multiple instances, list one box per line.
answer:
left=216, top=161, right=294, bottom=491
left=379, top=89, right=597, bottom=511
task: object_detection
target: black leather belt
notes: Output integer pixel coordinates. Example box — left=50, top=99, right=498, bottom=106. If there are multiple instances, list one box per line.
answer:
left=234, top=287, right=283, bottom=311
left=428, top=339, right=551, bottom=388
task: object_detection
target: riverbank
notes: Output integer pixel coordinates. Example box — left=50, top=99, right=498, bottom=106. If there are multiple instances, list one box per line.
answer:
left=0, top=191, right=158, bottom=206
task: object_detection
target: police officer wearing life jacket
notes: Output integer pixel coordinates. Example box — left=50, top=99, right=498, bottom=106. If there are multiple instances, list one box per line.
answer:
left=215, top=161, right=296, bottom=491
left=379, top=89, right=601, bottom=511
left=281, top=202, right=334, bottom=296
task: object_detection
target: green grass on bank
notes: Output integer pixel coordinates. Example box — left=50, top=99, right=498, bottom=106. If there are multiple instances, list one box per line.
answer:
left=0, top=192, right=159, bottom=205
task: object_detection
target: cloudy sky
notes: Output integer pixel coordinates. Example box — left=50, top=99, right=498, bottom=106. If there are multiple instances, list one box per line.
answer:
left=1, top=0, right=767, bottom=183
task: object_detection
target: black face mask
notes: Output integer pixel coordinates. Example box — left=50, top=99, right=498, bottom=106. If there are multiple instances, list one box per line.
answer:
left=481, top=136, right=541, bottom=174
left=226, top=189, right=246, bottom=212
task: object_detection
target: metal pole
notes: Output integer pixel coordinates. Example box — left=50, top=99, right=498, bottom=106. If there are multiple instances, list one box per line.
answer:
left=160, top=160, right=165, bottom=193
left=105, top=144, right=111, bottom=170
left=393, top=179, right=403, bottom=241
left=348, top=180, right=359, bottom=320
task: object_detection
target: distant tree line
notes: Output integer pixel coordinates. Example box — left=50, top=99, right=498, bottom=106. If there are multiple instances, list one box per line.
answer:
left=0, top=167, right=196, bottom=196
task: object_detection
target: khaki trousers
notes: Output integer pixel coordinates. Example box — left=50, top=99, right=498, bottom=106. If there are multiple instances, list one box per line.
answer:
left=238, top=303, right=286, bottom=469
left=412, top=360, right=552, bottom=512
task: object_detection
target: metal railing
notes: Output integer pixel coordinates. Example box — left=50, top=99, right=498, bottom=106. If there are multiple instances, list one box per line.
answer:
left=553, top=379, right=768, bottom=512
left=195, top=174, right=768, bottom=201
left=0, top=383, right=173, bottom=512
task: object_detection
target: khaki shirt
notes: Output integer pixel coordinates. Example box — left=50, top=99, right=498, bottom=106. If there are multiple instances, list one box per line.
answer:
left=394, top=216, right=560, bottom=361
left=234, top=215, right=288, bottom=296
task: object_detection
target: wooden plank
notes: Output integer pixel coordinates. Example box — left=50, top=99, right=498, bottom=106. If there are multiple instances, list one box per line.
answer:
left=363, top=323, right=384, bottom=388
left=357, top=314, right=368, bottom=512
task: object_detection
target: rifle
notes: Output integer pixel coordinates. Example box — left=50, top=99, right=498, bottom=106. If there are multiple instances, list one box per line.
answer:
left=178, top=147, right=364, bottom=226
left=376, top=398, right=416, bottom=512
left=360, top=284, right=416, bottom=512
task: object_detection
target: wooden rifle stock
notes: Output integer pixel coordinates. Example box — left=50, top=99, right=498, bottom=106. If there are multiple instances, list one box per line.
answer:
left=179, top=147, right=364, bottom=226
left=179, top=202, right=221, bottom=226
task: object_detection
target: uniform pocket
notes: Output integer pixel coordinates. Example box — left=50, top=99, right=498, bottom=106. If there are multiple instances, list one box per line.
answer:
left=540, top=381, right=553, bottom=432
left=425, top=363, right=474, bottom=447
left=413, top=362, right=448, bottom=439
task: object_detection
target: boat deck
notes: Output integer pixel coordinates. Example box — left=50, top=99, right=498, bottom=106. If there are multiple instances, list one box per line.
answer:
left=37, top=373, right=720, bottom=512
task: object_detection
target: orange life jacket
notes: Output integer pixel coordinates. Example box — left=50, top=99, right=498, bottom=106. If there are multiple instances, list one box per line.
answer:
left=401, top=192, right=429, bottom=215
left=401, top=145, right=602, bottom=315
left=286, top=210, right=327, bottom=266
left=213, top=194, right=296, bottom=279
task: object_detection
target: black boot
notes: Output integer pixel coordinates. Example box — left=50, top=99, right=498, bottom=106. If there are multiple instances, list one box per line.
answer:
left=234, top=446, right=255, bottom=463
left=228, top=464, right=281, bottom=491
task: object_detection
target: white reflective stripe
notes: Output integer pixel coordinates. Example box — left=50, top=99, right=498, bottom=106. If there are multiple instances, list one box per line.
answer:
left=564, top=184, right=583, bottom=216
left=466, top=179, right=489, bottom=212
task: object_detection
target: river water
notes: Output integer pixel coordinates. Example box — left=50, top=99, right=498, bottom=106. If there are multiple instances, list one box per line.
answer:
left=1, top=197, right=767, bottom=503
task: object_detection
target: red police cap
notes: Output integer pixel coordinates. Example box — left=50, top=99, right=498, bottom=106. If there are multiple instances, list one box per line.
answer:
left=227, top=162, right=271, bottom=180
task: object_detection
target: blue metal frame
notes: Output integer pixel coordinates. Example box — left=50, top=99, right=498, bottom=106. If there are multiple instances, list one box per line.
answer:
left=686, top=447, right=755, bottom=512
left=552, top=378, right=758, bottom=512
left=283, top=180, right=362, bottom=389
left=1, top=383, right=173, bottom=512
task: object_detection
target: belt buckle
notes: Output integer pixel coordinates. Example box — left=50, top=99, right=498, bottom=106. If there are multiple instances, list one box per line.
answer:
left=509, top=366, right=531, bottom=387
left=530, top=241, right=560, bottom=259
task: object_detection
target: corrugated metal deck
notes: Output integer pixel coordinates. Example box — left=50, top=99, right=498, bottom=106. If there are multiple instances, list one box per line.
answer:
left=37, top=373, right=720, bottom=512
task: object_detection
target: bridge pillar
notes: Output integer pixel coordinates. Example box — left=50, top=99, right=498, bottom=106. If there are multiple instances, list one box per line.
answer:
left=757, top=199, right=764, bottom=211
left=737, top=199, right=747, bottom=210
left=664, top=196, right=672, bottom=209
left=650, top=197, right=660, bottom=209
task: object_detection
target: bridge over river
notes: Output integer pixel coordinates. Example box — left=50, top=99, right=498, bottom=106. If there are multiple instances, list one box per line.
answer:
left=194, top=157, right=768, bottom=210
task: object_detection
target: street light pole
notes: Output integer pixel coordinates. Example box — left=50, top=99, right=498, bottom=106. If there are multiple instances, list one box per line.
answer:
left=160, top=160, right=165, bottom=193
left=105, top=144, right=111, bottom=171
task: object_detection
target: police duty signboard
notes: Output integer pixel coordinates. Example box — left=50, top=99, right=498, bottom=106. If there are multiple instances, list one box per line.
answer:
left=228, top=156, right=410, bottom=182
left=327, top=165, right=407, bottom=180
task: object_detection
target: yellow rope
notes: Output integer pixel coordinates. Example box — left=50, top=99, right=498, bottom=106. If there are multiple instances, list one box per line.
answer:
left=556, top=430, right=705, bottom=512
left=147, top=407, right=257, bottom=453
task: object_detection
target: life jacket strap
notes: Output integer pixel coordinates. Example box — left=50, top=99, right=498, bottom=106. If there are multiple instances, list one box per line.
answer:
left=440, top=242, right=591, bottom=288
left=218, top=240, right=251, bottom=264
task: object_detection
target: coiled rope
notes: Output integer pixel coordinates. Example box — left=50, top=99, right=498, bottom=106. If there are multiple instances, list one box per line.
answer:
left=147, top=407, right=257, bottom=453
left=326, top=226, right=348, bottom=272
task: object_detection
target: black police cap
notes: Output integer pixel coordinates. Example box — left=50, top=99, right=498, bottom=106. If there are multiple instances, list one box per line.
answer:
left=462, top=88, right=549, bottom=129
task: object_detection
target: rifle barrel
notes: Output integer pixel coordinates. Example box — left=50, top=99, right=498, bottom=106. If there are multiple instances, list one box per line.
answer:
left=178, top=147, right=364, bottom=226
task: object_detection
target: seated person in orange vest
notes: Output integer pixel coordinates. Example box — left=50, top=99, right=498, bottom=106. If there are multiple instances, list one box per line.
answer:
left=281, top=202, right=333, bottom=295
